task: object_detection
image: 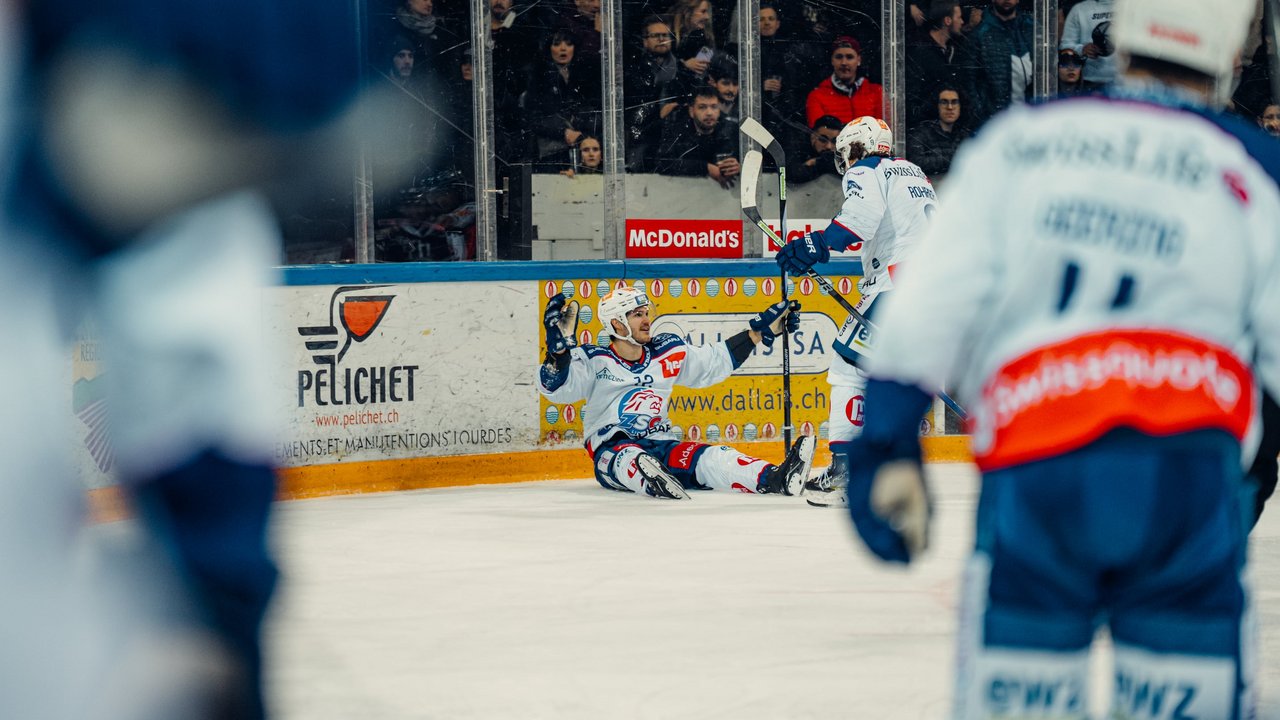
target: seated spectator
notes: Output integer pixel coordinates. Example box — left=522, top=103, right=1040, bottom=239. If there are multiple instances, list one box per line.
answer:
left=969, top=0, right=1034, bottom=125
left=786, top=115, right=843, bottom=184
left=1061, top=0, right=1115, bottom=92
left=1056, top=48, right=1088, bottom=98
left=905, top=1, right=978, bottom=131
left=654, top=86, right=740, bottom=188
left=805, top=36, right=884, bottom=127
left=707, top=54, right=740, bottom=127
left=525, top=29, right=602, bottom=170
left=562, top=135, right=604, bottom=177
left=624, top=15, right=682, bottom=171
left=1260, top=103, right=1280, bottom=138
left=905, top=84, right=971, bottom=179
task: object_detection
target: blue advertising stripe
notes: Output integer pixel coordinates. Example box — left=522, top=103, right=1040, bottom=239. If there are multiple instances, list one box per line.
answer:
left=281, top=259, right=865, bottom=286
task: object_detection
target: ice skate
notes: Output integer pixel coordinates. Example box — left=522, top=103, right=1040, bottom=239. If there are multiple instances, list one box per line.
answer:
left=759, top=434, right=815, bottom=496
left=803, top=454, right=848, bottom=508
left=635, top=453, right=689, bottom=500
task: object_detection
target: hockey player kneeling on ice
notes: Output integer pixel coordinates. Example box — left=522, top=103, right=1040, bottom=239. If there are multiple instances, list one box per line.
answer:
left=539, top=287, right=814, bottom=499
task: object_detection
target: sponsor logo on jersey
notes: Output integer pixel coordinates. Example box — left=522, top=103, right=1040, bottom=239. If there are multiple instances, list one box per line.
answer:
left=846, top=395, right=865, bottom=427
left=669, top=442, right=700, bottom=470
left=736, top=455, right=754, bottom=466
left=658, top=351, right=686, bottom=378
left=595, top=367, right=626, bottom=382
left=297, top=286, right=419, bottom=408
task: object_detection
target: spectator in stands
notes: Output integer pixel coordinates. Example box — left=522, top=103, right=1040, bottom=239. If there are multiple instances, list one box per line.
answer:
left=905, top=84, right=971, bottom=179
left=669, top=0, right=717, bottom=75
left=490, top=0, right=541, bottom=162
left=563, top=135, right=605, bottom=176
left=805, top=36, right=884, bottom=127
left=1061, top=0, right=1115, bottom=92
left=757, top=2, right=801, bottom=132
left=786, top=115, right=844, bottom=184
left=904, top=0, right=979, bottom=131
left=387, top=0, right=462, bottom=80
left=625, top=15, right=682, bottom=171
left=708, top=54, right=740, bottom=126
left=1056, top=47, right=1089, bottom=98
left=968, top=0, right=1034, bottom=125
left=525, top=29, right=602, bottom=170
left=384, top=33, right=420, bottom=89
left=1260, top=103, right=1280, bottom=138
left=654, top=86, right=740, bottom=188
left=559, top=0, right=604, bottom=60
left=724, top=2, right=806, bottom=143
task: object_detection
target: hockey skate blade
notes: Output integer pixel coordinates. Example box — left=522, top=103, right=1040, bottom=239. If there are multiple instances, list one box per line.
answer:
left=635, top=454, right=689, bottom=500
left=805, top=489, right=847, bottom=508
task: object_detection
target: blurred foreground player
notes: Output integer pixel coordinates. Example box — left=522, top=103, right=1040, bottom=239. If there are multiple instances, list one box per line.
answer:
left=1, top=1, right=358, bottom=718
left=539, top=287, right=814, bottom=499
left=843, top=0, right=1280, bottom=716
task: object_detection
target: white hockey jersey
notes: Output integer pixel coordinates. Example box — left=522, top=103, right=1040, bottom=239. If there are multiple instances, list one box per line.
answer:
left=867, top=92, right=1280, bottom=471
left=827, top=155, right=937, bottom=296
left=539, top=333, right=736, bottom=454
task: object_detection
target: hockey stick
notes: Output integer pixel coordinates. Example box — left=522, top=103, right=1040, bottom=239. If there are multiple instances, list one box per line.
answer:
left=740, top=118, right=794, bottom=451
left=740, top=151, right=969, bottom=421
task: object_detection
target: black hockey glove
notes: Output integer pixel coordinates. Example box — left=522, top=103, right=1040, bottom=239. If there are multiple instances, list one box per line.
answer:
left=749, top=300, right=801, bottom=348
left=776, top=230, right=830, bottom=275
left=543, top=292, right=579, bottom=356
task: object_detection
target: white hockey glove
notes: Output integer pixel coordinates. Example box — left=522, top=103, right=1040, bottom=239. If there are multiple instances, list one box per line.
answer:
left=869, top=460, right=930, bottom=559
left=543, top=292, right=579, bottom=356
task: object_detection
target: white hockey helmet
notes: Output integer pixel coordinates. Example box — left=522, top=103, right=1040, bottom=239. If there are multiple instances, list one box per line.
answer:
left=1112, top=0, right=1253, bottom=95
left=598, top=286, right=650, bottom=344
left=834, top=116, right=892, bottom=174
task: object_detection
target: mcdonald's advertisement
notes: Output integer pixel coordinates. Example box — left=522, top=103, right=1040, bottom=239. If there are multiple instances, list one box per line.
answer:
left=537, top=273, right=865, bottom=450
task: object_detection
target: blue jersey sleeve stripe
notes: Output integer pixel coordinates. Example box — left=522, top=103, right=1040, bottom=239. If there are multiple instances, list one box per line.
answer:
left=824, top=218, right=864, bottom=253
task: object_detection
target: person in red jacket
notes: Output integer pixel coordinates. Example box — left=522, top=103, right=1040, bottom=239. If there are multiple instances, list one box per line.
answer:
left=805, top=36, right=885, bottom=127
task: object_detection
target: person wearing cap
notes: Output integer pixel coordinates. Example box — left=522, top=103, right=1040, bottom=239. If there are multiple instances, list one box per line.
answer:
left=804, top=35, right=884, bottom=128
left=841, top=0, right=1280, bottom=714
left=1055, top=47, right=1088, bottom=97
left=1061, top=0, right=1116, bottom=91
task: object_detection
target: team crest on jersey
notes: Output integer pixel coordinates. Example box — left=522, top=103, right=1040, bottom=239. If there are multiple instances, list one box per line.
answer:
left=657, top=351, right=686, bottom=378
left=617, top=387, right=666, bottom=437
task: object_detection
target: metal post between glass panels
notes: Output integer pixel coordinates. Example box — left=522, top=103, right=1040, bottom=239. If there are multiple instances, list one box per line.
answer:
left=472, top=0, right=497, bottom=261
left=884, top=0, right=905, bottom=156
left=602, top=0, right=626, bottom=259
left=739, top=0, right=762, bottom=258
left=1035, top=0, right=1059, bottom=100
left=353, top=0, right=374, bottom=263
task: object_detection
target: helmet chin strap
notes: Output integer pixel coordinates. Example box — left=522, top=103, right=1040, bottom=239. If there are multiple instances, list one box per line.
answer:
left=611, top=319, right=643, bottom=346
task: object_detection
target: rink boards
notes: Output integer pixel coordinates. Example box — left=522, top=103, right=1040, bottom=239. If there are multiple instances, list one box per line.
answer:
left=74, top=259, right=971, bottom=501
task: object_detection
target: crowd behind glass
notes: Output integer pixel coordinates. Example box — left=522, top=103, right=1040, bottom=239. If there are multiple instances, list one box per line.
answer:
left=280, top=0, right=1280, bottom=263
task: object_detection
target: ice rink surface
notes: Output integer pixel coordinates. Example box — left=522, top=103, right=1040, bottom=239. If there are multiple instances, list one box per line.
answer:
left=267, top=463, right=1280, bottom=719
